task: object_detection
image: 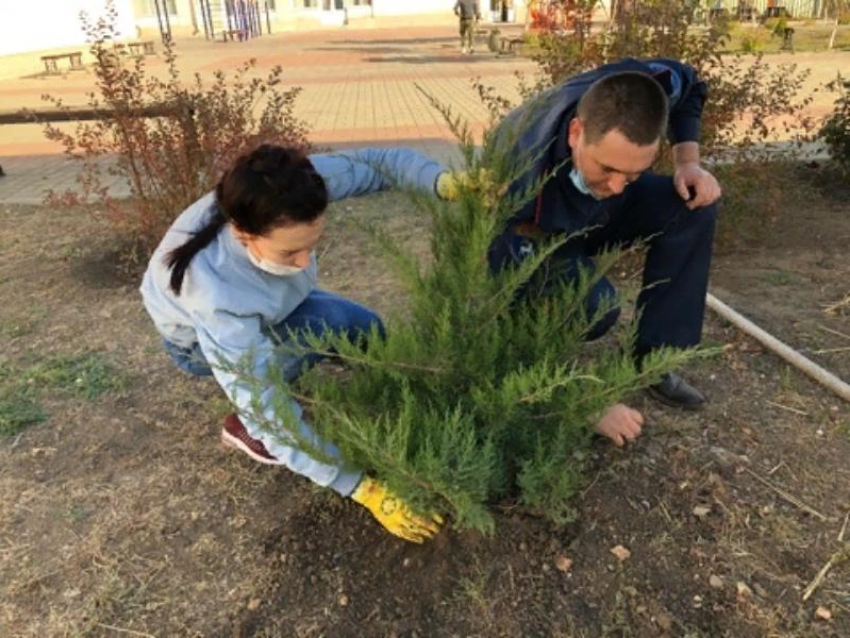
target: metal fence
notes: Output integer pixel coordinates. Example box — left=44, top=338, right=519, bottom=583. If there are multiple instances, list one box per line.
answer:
left=709, top=1, right=829, bottom=19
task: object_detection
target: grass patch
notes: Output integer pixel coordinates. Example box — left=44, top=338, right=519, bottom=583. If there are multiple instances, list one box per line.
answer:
left=0, top=395, right=47, bottom=437
left=763, top=270, right=795, bottom=286
left=723, top=23, right=850, bottom=53
left=27, top=353, right=125, bottom=400
left=0, top=353, right=125, bottom=437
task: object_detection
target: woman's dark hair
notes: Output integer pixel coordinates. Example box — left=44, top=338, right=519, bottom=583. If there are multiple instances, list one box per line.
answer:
left=165, top=144, right=328, bottom=295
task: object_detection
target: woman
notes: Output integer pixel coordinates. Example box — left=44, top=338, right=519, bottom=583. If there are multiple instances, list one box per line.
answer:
left=141, top=144, right=453, bottom=543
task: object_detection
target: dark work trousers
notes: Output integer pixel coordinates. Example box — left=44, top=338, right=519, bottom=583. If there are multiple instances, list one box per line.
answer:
left=488, top=171, right=717, bottom=359
left=459, top=18, right=475, bottom=50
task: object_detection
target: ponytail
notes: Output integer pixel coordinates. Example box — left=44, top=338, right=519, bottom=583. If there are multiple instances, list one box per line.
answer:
left=165, top=206, right=227, bottom=296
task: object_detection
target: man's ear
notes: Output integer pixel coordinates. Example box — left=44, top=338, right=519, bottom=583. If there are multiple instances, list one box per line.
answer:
left=568, top=117, right=583, bottom=152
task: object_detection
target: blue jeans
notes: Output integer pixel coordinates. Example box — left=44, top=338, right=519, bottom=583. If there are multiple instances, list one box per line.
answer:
left=489, top=172, right=716, bottom=356
left=164, top=289, right=384, bottom=378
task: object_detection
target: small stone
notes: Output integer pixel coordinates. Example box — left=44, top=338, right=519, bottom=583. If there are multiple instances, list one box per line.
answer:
left=709, top=575, right=724, bottom=589
left=542, top=562, right=551, bottom=572
left=339, top=595, right=349, bottom=607
left=247, top=598, right=261, bottom=611
left=610, top=545, right=631, bottom=562
left=402, top=557, right=411, bottom=568
left=519, top=542, right=528, bottom=552
left=692, top=505, right=711, bottom=519
left=736, top=581, right=753, bottom=598
left=815, top=606, right=832, bottom=621
left=555, top=556, right=573, bottom=572
left=656, top=613, right=673, bottom=631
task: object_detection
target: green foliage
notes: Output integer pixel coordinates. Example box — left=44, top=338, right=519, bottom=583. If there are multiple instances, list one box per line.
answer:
left=0, top=353, right=123, bottom=437
left=225, top=111, right=699, bottom=532
left=27, top=353, right=125, bottom=400
left=821, top=75, right=850, bottom=177
left=40, top=0, right=309, bottom=267
left=0, top=395, right=47, bottom=437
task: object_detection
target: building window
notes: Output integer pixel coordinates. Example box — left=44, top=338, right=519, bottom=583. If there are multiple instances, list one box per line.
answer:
left=132, top=0, right=177, bottom=17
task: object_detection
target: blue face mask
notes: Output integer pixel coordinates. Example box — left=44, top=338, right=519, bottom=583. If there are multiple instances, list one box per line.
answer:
left=569, top=166, right=602, bottom=200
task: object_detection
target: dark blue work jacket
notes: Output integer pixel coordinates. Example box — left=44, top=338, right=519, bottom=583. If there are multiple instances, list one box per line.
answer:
left=495, top=57, right=708, bottom=236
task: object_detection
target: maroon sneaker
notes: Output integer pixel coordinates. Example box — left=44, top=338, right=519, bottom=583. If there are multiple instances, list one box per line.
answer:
left=221, top=413, right=279, bottom=465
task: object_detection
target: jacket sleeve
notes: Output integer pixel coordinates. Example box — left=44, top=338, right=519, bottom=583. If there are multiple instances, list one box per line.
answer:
left=646, top=58, right=708, bottom=145
left=193, top=307, right=362, bottom=496
left=309, top=148, right=446, bottom=203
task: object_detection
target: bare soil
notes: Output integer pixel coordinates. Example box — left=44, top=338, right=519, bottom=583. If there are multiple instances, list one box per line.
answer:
left=1, top=167, right=849, bottom=636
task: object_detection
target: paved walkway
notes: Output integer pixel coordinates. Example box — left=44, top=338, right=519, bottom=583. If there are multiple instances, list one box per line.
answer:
left=0, top=27, right=845, bottom=205
left=0, top=25, right=533, bottom=204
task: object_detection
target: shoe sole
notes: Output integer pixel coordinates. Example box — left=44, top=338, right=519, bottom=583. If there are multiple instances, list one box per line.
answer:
left=646, top=387, right=706, bottom=412
left=221, top=430, right=279, bottom=465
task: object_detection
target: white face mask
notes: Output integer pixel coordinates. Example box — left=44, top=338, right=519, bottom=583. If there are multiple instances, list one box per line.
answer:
left=568, top=165, right=602, bottom=201
left=246, top=248, right=304, bottom=277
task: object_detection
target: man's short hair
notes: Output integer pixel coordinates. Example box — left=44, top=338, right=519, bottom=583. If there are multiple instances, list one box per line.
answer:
left=576, top=72, right=669, bottom=146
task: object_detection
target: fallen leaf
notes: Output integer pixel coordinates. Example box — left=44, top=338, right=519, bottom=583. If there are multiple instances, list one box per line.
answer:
left=555, top=555, right=573, bottom=572
left=656, top=613, right=673, bottom=630
left=815, top=606, right=832, bottom=621
left=736, top=581, right=753, bottom=598
left=693, top=505, right=711, bottom=519
left=610, top=545, right=631, bottom=562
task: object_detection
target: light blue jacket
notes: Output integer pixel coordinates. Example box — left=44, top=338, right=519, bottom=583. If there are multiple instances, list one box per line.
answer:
left=140, top=148, right=446, bottom=495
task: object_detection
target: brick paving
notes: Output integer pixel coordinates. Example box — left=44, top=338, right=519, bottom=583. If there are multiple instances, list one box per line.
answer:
left=0, top=26, right=845, bottom=205
left=0, top=24, right=534, bottom=204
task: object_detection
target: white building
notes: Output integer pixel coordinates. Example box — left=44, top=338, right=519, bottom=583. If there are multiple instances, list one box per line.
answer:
left=0, top=0, right=523, bottom=57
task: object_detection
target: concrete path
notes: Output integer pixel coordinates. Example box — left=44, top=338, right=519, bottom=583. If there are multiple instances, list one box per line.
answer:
left=0, top=25, right=845, bottom=205
left=0, top=24, right=534, bottom=204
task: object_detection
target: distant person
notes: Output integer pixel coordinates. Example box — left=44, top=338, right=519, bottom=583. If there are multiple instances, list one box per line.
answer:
left=454, top=0, right=481, bottom=55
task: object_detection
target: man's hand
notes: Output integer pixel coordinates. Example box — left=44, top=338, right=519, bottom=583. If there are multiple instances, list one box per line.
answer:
left=673, top=162, right=722, bottom=210
left=593, top=403, right=645, bottom=447
left=351, top=476, right=443, bottom=543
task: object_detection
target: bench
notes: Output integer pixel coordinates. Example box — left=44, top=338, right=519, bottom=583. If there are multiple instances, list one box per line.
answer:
left=487, top=30, right=524, bottom=55
left=113, top=40, right=156, bottom=59
left=40, top=52, right=84, bottom=75
left=222, top=29, right=248, bottom=42
left=128, top=40, right=156, bottom=56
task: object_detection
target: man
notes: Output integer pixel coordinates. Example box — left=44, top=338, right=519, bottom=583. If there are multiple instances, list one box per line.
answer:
left=454, top=0, right=481, bottom=55
left=490, top=58, right=721, bottom=418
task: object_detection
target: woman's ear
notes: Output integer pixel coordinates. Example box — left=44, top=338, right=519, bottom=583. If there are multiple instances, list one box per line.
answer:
left=230, top=225, right=251, bottom=247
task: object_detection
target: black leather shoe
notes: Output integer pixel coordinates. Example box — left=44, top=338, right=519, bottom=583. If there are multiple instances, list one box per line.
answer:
left=647, top=372, right=706, bottom=410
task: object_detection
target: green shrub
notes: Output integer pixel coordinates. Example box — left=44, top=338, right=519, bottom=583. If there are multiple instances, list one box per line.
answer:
left=224, top=109, right=700, bottom=532
left=821, top=75, right=850, bottom=177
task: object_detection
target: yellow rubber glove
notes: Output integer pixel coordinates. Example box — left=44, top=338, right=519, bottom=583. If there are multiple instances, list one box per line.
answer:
left=435, top=169, right=503, bottom=207
left=351, top=476, right=443, bottom=543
